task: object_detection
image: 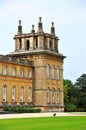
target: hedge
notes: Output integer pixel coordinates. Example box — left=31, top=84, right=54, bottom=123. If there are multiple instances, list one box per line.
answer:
left=3, top=107, right=41, bottom=113
left=65, top=108, right=86, bottom=112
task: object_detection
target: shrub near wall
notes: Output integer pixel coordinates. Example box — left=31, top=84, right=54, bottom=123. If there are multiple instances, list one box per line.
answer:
left=3, top=107, right=41, bottom=113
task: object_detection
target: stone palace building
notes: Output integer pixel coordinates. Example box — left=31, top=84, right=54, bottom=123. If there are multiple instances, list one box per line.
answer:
left=0, top=17, right=65, bottom=111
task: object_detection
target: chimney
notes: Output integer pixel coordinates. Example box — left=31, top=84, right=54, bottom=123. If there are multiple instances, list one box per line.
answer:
left=17, top=20, right=22, bottom=35
left=38, top=17, right=43, bottom=33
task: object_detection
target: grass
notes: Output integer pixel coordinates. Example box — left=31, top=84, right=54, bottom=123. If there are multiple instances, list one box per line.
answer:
left=0, top=116, right=86, bottom=130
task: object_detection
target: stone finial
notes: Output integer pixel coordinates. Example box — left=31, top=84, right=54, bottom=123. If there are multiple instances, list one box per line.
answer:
left=38, top=17, right=43, bottom=33
left=17, top=20, right=22, bottom=35
left=52, top=22, right=54, bottom=27
left=31, top=25, right=35, bottom=33
left=39, top=17, right=42, bottom=22
left=19, top=20, right=21, bottom=25
left=51, top=22, right=55, bottom=35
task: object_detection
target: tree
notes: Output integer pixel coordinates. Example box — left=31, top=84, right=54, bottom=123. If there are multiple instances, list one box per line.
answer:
left=75, top=74, right=86, bottom=108
left=64, top=79, right=78, bottom=105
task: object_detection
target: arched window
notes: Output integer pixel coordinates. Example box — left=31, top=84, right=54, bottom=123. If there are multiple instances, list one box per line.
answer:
left=36, top=37, right=38, bottom=48
left=19, top=38, right=22, bottom=49
left=52, top=88, right=55, bottom=103
left=57, top=88, right=60, bottom=104
left=47, top=87, right=50, bottom=103
left=20, top=86, right=24, bottom=102
left=12, top=86, right=16, bottom=102
left=50, top=40, right=52, bottom=49
left=28, top=87, right=31, bottom=102
left=52, top=65, right=55, bottom=79
left=3, top=85, right=7, bottom=102
left=26, top=40, right=30, bottom=50
left=57, top=66, right=60, bottom=80
left=47, top=64, right=50, bottom=78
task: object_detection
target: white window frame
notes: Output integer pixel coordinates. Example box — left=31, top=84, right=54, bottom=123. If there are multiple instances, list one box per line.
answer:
left=12, top=86, right=16, bottom=102
left=20, top=86, right=24, bottom=102
left=57, top=88, right=60, bottom=104
left=28, top=87, right=31, bottom=102
left=2, top=66, right=7, bottom=75
left=20, top=69, right=24, bottom=77
left=52, top=88, right=55, bottom=103
left=47, top=64, right=50, bottom=78
left=12, top=67, right=16, bottom=76
left=52, top=65, right=55, bottom=79
left=3, top=85, right=7, bottom=102
left=28, top=70, right=32, bottom=78
left=57, top=66, right=60, bottom=80
left=47, top=88, right=50, bottom=103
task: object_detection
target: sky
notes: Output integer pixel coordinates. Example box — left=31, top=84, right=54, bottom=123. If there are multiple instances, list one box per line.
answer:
left=0, top=0, right=86, bottom=83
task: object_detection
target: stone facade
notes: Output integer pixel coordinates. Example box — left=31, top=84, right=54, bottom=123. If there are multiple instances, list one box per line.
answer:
left=0, top=55, right=33, bottom=110
left=0, top=17, right=65, bottom=111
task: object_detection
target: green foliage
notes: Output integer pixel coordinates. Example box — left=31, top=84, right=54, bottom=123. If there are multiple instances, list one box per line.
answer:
left=0, top=117, right=86, bottom=130
left=65, top=103, right=76, bottom=112
left=64, top=74, right=86, bottom=111
left=3, top=107, right=41, bottom=113
left=75, top=74, right=86, bottom=108
left=64, top=79, right=78, bottom=106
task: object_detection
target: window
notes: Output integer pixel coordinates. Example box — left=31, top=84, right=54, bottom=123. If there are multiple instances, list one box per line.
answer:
left=20, top=86, right=24, bottom=102
left=47, top=64, right=50, bottom=78
left=47, top=88, right=50, bottom=103
left=36, top=37, right=38, bottom=48
left=19, top=38, right=22, bottom=49
left=3, top=85, right=7, bottom=102
left=57, top=88, right=60, bottom=104
left=26, top=40, right=30, bottom=50
left=12, top=86, right=16, bottom=102
left=50, top=40, right=52, bottom=49
left=57, top=66, right=60, bottom=80
left=20, top=69, right=24, bottom=77
left=52, top=65, right=55, bottom=79
left=28, top=70, right=32, bottom=78
left=52, top=88, right=55, bottom=103
left=12, top=67, right=16, bottom=76
left=2, top=66, right=7, bottom=75
left=28, top=87, right=31, bottom=102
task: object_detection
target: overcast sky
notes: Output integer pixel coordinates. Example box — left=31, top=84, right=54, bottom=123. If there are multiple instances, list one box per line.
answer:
left=0, top=0, right=86, bottom=82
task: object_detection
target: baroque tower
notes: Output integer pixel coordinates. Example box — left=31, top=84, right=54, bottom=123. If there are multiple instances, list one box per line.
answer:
left=9, top=17, right=65, bottom=111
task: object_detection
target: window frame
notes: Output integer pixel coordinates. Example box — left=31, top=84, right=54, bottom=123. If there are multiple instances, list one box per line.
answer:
left=3, top=85, right=7, bottom=102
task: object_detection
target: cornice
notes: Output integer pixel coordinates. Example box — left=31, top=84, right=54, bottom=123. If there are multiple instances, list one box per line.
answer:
left=8, top=49, right=66, bottom=59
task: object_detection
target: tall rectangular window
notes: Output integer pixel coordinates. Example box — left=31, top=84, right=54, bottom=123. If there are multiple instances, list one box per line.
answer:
left=52, top=65, right=55, bottom=79
left=57, top=88, right=60, bottom=104
left=47, top=64, right=50, bottom=78
left=57, top=66, right=60, bottom=80
left=28, top=87, right=31, bottom=102
left=20, top=86, right=24, bottom=102
left=47, top=88, right=50, bottom=103
left=20, top=69, right=24, bottom=77
left=12, top=67, right=16, bottom=76
left=28, top=70, right=32, bottom=78
left=52, top=88, right=55, bottom=103
left=2, top=66, right=7, bottom=75
left=3, top=85, right=7, bottom=102
left=12, top=86, right=15, bottom=102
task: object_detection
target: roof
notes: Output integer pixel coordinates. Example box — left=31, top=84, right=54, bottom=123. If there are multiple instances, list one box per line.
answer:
left=0, top=55, right=33, bottom=66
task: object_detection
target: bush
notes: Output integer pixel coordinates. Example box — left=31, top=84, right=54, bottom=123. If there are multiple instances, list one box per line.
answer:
left=74, top=108, right=85, bottom=112
left=65, top=103, right=76, bottom=112
left=3, top=107, right=41, bottom=113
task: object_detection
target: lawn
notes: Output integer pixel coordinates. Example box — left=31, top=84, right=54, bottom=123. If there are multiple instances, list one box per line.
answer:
left=0, top=116, right=86, bottom=130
